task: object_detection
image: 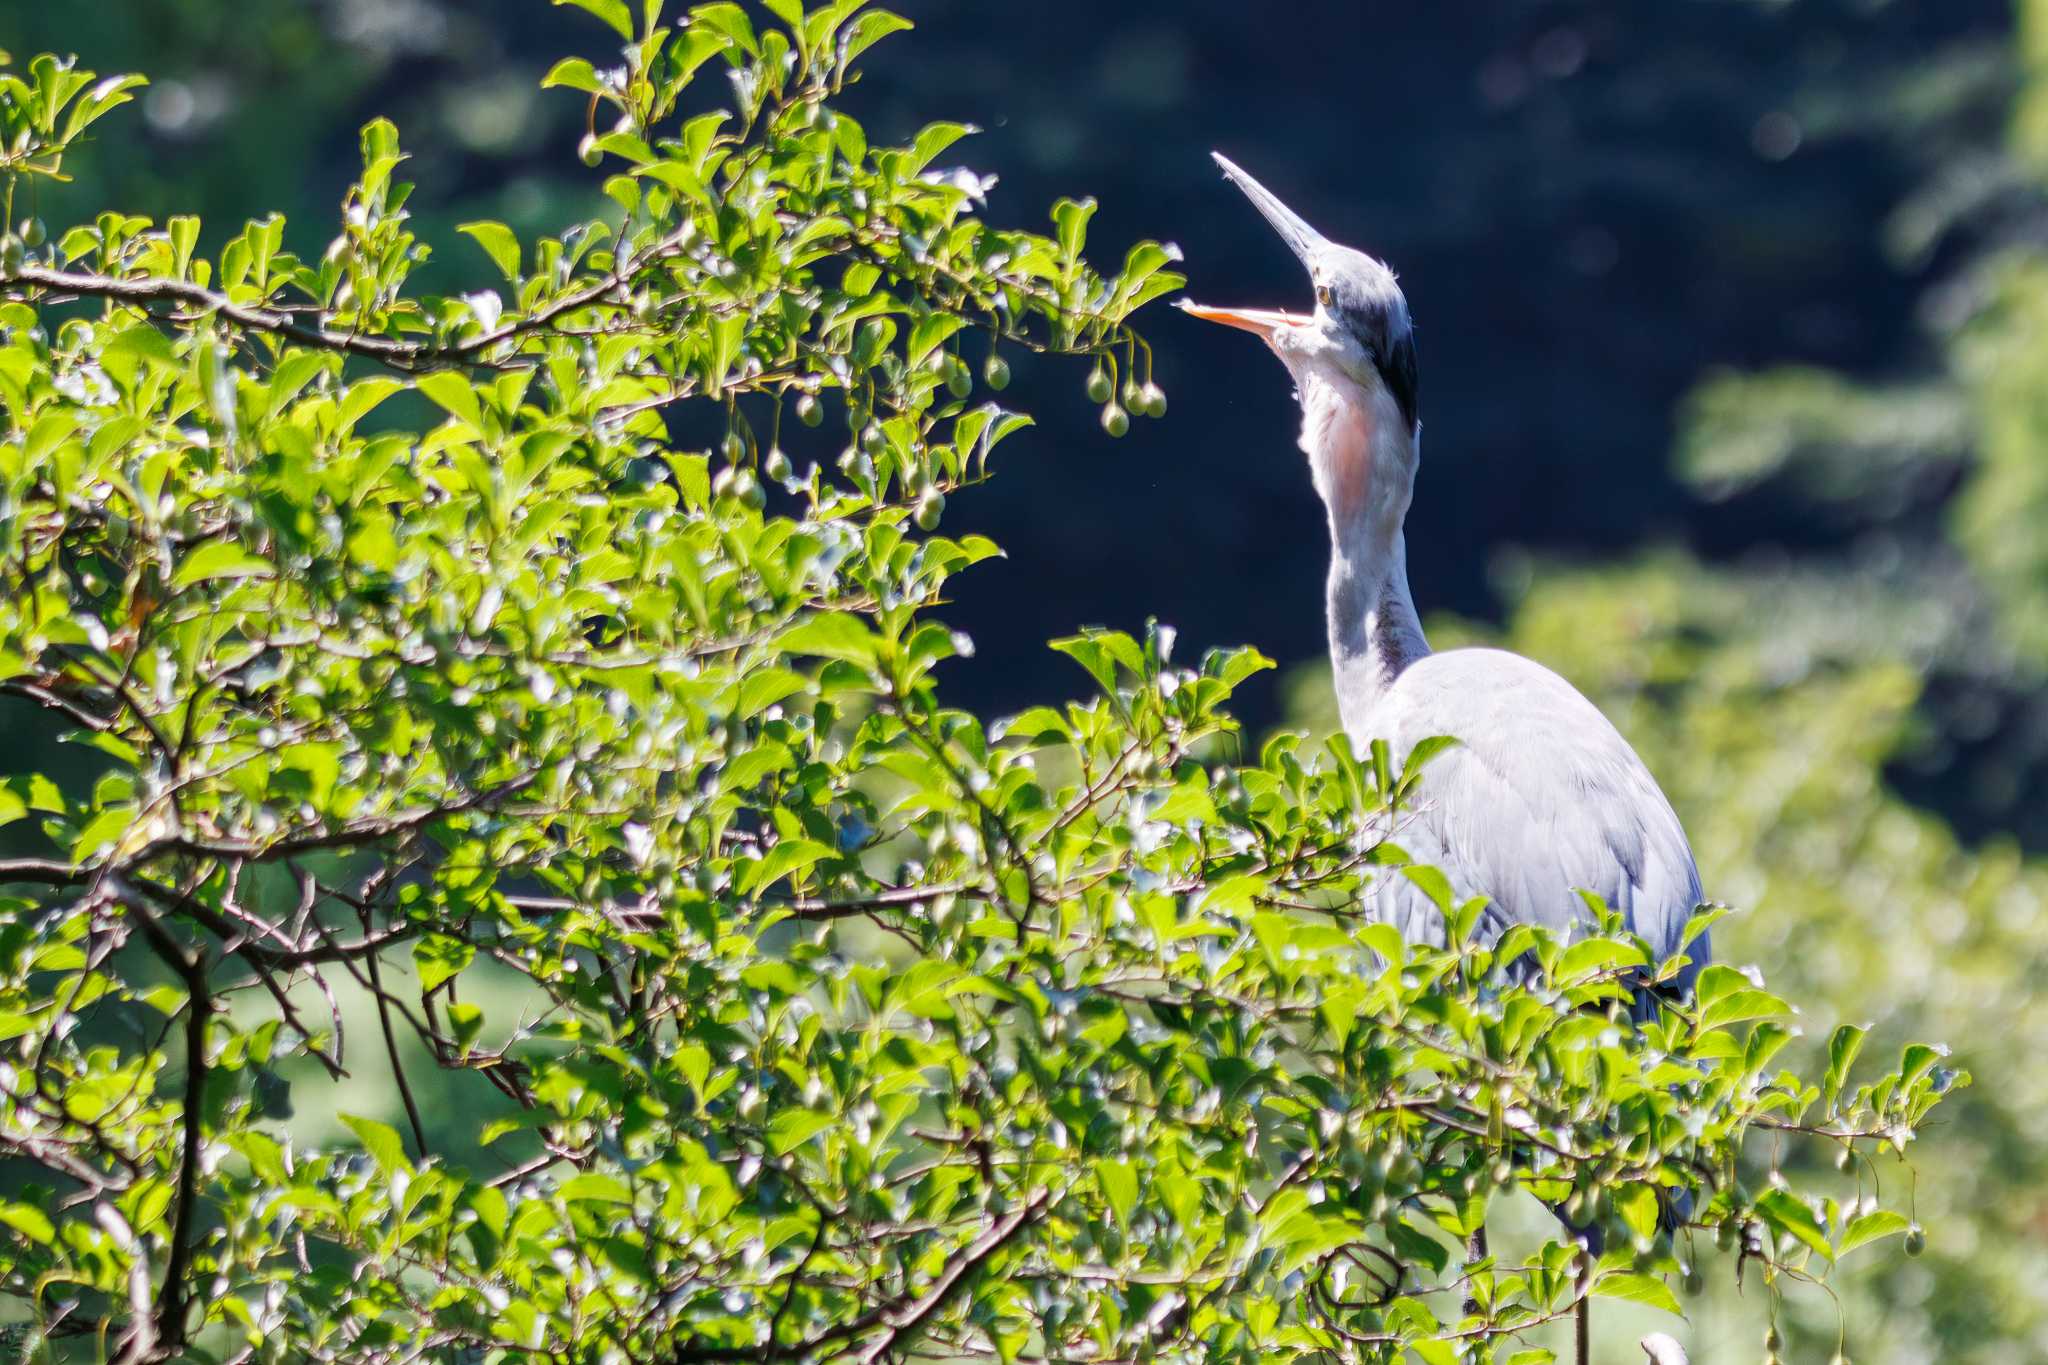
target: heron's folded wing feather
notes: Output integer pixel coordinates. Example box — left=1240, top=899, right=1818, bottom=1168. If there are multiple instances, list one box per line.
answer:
left=1359, top=648, right=1707, bottom=984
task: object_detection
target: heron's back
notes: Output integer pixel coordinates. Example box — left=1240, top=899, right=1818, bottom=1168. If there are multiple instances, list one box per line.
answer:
left=1356, top=647, right=1707, bottom=985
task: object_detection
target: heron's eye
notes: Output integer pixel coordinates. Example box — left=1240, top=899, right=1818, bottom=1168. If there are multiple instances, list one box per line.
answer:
left=1316, top=285, right=1333, bottom=308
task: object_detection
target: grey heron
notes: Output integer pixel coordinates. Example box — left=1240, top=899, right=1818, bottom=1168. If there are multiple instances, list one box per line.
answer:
left=1180, top=152, right=1710, bottom=1364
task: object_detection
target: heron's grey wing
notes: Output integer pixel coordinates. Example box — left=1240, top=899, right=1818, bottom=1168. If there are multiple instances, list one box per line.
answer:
left=1358, top=648, right=1708, bottom=988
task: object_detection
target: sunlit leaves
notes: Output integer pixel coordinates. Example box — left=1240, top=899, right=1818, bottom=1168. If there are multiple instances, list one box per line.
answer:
left=457, top=219, right=522, bottom=281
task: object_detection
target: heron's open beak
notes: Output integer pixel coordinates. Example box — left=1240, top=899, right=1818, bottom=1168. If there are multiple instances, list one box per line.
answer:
left=1175, top=301, right=1306, bottom=340
left=1179, top=153, right=1329, bottom=341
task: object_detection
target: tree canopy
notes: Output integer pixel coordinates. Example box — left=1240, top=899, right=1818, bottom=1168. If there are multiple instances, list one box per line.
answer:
left=0, top=6, right=1961, bottom=1364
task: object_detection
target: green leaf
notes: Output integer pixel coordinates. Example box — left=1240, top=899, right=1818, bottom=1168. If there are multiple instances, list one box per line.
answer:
left=690, top=3, right=759, bottom=57
left=102, top=324, right=178, bottom=386
left=171, top=541, right=273, bottom=589
left=554, top=0, right=634, bottom=39
left=1593, top=1271, right=1683, bottom=1317
left=1824, top=1022, right=1868, bottom=1106
left=1839, top=1209, right=1910, bottom=1257
left=341, top=1114, right=410, bottom=1172
left=339, top=376, right=406, bottom=431
left=559, top=1173, right=634, bottom=1205
left=417, top=370, right=486, bottom=432
left=1398, top=735, right=1460, bottom=789
left=540, top=57, right=603, bottom=93
left=458, top=221, right=522, bottom=282
left=737, top=667, right=811, bottom=719
left=779, top=612, right=880, bottom=666
left=905, top=121, right=975, bottom=175
left=1555, top=936, right=1649, bottom=983
left=412, top=934, right=474, bottom=994
left=1097, top=1159, right=1137, bottom=1227
left=1049, top=634, right=1117, bottom=693
left=1699, top=987, right=1792, bottom=1031
left=0, top=774, right=62, bottom=828
left=838, top=9, right=912, bottom=69
left=748, top=838, right=834, bottom=895
left=1401, top=863, right=1455, bottom=916
left=767, top=1108, right=837, bottom=1156
left=908, top=312, right=965, bottom=369
left=1052, top=196, right=1096, bottom=264
left=0, top=1204, right=56, bottom=1244
left=1756, top=1187, right=1834, bottom=1262
left=61, top=73, right=146, bottom=143
left=997, top=706, right=1068, bottom=745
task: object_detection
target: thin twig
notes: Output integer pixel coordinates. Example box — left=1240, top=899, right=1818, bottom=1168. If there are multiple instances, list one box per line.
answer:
left=364, top=933, right=429, bottom=1159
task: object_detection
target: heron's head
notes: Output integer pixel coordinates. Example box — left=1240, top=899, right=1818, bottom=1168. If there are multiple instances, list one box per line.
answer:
left=1179, top=153, right=1419, bottom=438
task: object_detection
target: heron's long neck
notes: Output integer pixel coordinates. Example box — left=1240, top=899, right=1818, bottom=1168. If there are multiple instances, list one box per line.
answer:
left=1328, top=529, right=1428, bottom=735
left=1305, top=374, right=1429, bottom=737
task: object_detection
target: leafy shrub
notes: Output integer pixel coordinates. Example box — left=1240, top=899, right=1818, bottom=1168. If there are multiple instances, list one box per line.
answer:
left=0, top=7, right=1959, bottom=1363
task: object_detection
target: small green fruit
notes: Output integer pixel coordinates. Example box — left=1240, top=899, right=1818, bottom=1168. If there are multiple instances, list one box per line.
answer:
left=795, top=392, right=823, bottom=427
left=578, top=134, right=603, bottom=167
left=860, top=423, right=886, bottom=454
left=1086, top=366, right=1113, bottom=404
left=946, top=361, right=972, bottom=399
left=1765, top=1326, right=1782, bottom=1353
left=19, top=217, right=45, bottom=248
left=1904, top=1223, right=1926, bottom=1257
left=1121, top=379, right=1143, bottom=409
left=914, top=491, right=945, bottom=532
left=1, top=236, right=21, bottom=273
left=1138, top=382, right=1168, bottom=417
left=713, top=466, right=763, bottom=509
left=721, top=431, right=747, bottom=466
left=763, top=447, right=792, bottom=482
left=1682, top=1263, right=1705, bottom=1296
left=983, top=354, right=1010, bottom=390
left=1101, top=403, right=1129, bottom=438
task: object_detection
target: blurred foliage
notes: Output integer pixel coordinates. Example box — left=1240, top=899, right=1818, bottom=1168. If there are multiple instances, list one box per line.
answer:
left=0, top=7, right=1964, bottom=1365
left=1952, top=252, right=2048, bottom=670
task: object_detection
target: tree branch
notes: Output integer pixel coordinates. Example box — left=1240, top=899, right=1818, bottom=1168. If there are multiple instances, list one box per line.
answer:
left=667, top=1188, right=1051, bottom=1365
left=107, top=879, right=209, bottom=1355
left=4, top=263, right=447, bottom=370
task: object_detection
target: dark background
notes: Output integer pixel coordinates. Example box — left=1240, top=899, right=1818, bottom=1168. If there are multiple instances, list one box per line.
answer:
left=881, top=1, right=2001, bottom=726
left=2, top=0, right=2007, bottom=725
